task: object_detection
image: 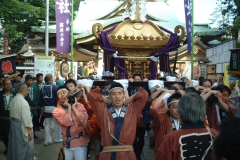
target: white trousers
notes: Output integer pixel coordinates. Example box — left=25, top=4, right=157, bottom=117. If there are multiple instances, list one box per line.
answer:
left=44, top=117, right=62, bottom=143
left=64, top=146, right=87, bottom=160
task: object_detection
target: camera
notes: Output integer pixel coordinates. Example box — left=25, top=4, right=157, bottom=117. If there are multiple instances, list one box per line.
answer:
left=67, top=89, right=81, bottom=105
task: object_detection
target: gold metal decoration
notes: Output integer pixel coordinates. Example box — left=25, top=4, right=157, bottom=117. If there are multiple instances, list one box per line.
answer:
left=92, top=15, right=185, bottom=79
left=174, top=25, right=186, bottom=42
left=92, top=23, right=103, bottom=39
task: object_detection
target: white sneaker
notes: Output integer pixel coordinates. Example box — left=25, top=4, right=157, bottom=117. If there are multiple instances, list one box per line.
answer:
left=55, top=139, right=63, bottom=143
left=34, top=156, right=38, bottom=160
left=44, top=142, right=53, bottom=146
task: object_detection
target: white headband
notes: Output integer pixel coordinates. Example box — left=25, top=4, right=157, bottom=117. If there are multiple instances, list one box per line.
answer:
left=109, top=87, right=125, bottom=93
left=167, top=100, right=179, bottom=106
left=57, top=88, right=69, bottom=94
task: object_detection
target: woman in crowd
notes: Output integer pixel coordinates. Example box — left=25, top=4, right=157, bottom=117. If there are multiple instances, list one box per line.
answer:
left=53, top=86, right=88, bottom=160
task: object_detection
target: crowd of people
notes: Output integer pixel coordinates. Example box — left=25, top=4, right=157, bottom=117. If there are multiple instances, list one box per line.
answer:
left=0, top=69, right=240, bottom=160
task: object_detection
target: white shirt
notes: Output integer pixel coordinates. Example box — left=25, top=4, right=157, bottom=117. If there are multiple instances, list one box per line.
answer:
left=9, top=93, right=33, bottom=141
left=115, top=108, right=122, bottom=117
left=5, top=94, right=10, bottom=106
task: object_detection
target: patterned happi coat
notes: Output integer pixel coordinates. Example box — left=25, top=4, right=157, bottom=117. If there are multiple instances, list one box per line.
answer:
left=0, top=89, right=16, bottom=132
left=88, top=88, right=148, bottom=160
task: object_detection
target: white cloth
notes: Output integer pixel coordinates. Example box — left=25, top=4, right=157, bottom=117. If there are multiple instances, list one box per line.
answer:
left=162, top=93, right=172, bottom=108
left=212, top=82, right=218, bottom=88
left=192, top=80, right=199, bottom=87
left=77, top=79, right=94, bottom=90
left=166, top=76, right=176, bottom=81
left=5, top=94, right=10, bottom=106
left=115, top=108, right=122, bottom=117
left=44, top=117, right=62, bottom=144
left=148, top=80, right=164, bottom=91
left=9, top=93, right=33, bottom=142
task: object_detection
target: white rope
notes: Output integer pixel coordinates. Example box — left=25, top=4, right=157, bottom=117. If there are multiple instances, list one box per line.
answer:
left=112, top=53, right=158, bottom=62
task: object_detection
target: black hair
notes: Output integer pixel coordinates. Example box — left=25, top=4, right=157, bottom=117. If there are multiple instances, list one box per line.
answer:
left=65, top=79, right=77, bottom=87
left=57, top=86, right=69, bottom=92
left=25, top=74, right=33, bottom=81
left=199, top=79, right=212, bottom=86
left=132, top=74, right=142, bottom=80
left=36, top=73, right=43, bottom=79
left=44, top=74, right=53, bottom=83
left=216, top=85, right=231, bottom=95
left=17, top=74, right=22, bottom=78
left=167, top=85, right=178, bottom=92
left=33, top=77, right=37, bottom=81
left=109, top=82, right=124, bottom=93
left=207, top=86, right=218, bottom=105
left=214, top=117, right=240, bottom=160
left=185, top=87, right=198, bottom=94
left=167, top=92, right=182, bottom=107
left=198, top=76, right=204, bottom=82
left=180, top=77, right=187, bottom=81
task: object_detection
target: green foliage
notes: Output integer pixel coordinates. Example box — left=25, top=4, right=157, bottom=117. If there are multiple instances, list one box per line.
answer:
left=0, top=0, right=82, bottom=53
left=211, top=0, right=240, bottom=44
left=0, top=0, right=46, bottom=53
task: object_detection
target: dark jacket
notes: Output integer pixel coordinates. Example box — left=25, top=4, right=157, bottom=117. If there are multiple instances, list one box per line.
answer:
left=38, top=82, right=58, bottom=118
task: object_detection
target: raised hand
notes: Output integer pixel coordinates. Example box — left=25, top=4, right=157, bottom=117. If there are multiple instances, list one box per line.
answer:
left=63, top=98, right=71, bottom=108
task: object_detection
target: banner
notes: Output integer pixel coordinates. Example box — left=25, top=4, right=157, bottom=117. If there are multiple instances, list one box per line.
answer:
left=0, top=56, right=16, bottom=75
left=4, top=30, right=9, bottom=54
left=184, top=0, right=193, bottom=53
left=55, top=0, right=71, bottom=53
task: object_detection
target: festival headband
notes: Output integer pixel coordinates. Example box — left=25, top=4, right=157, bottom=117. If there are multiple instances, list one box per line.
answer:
left=109, top=87, right=125, bottom=93
left=57, top=88, right=69, bottom=94
left=167, top=100, right=179, bottom=106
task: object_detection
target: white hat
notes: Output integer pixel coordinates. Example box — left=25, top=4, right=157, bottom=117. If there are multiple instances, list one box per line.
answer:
left=148, top=80, right=164, bottom=91
left=113, top=79, right=129, bottom=90
left=166, top=76, right=176, bottom=81
left=77, top=79, right=94, bottom=90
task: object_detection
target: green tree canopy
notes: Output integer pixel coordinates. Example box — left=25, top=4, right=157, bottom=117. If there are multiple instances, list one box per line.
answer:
left=211, top=0, right=240, bottom=44
left=0, top=0, right=81, bottom=53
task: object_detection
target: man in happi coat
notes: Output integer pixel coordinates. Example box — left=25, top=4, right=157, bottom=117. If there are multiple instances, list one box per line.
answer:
left=0, top=79, right=16, bottom=154
left=155, top=93, right=217, bottom=160
left=201, top=85, right=237, bottom=131
left=25, top=74, right=39, bottom=139
left=7, top=83, right=34, bottom=160
left=128, top=74, right=150, bottom=160
left=88, top=82, right=148, bottom=160
left=33, top=73, right=45, bottom=129
left=39, top=74, right=62, bottom=146
left=150, top=90, right=182, bottom=154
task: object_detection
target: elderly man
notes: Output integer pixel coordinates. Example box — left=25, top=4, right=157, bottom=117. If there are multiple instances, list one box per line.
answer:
left=88, top=82, right=148, bottom=160
left=155, top=93, right=217, bottom=160
left=7, top=83, right=34, bottom=160
left=77, top=62, right=84, bottom=79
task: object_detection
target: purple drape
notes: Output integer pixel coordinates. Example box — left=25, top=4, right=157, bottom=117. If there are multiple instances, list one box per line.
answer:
left=98, top=26, right=128, bottom=78
left=147, top=26, right=180, bottom=79
left=97, top=20, right=180, bottom=80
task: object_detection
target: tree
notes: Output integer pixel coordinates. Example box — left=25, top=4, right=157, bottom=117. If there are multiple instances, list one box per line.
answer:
left=0, top=0, right=45, bottom=53
left=0, top=0, right=82, bottom=53
left=210, top=0, right=240, bottom=44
